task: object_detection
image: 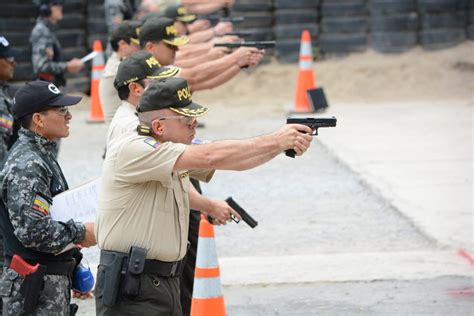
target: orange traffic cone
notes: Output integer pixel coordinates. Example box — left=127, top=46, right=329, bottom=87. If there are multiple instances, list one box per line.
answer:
left=190, top=215, right=226, bottom=316
left=87, top=40, right=105, bottom=123
left=293, top=30, right=316, bottom=113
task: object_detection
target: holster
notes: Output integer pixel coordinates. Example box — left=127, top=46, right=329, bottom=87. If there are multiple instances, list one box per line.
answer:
left=101, top=252, right=127, bottom=307
left=121, top=247, right=147, bottom=297
left=19, top=264, right=47, bottom=315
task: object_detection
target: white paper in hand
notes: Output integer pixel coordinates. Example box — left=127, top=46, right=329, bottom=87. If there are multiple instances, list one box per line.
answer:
left=80, top=51, right=98, bottom=63
left=50, top=177, right=101, bottom=223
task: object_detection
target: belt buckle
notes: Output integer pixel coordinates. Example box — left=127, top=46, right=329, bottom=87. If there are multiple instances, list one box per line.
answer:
left=169, top=262, right=178, bottom=277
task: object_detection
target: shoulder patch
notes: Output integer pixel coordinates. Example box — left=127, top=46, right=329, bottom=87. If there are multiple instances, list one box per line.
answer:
left=0, top=114, right=13, bottom=129
left=143, top=137, right=161, bottom=149
left=31, top=194, right=50, bottom=216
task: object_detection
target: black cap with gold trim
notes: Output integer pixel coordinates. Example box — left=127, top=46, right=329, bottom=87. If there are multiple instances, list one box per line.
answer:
left=114, top=51, right=180, bottom=90
left=164, top=4, right=197, bottom=23
left=110, top=20, right=141, bottom=49
left=138, top=77, right=209, bottom=117
left=139, top=17, right=189, bottom=46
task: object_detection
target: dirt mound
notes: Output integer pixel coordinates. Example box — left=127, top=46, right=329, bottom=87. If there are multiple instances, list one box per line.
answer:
left=194, top=42, right=474, bottom=108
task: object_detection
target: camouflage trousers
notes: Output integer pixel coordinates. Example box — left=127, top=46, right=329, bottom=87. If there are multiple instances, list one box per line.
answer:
left=0, top=267, right=71, bottom=315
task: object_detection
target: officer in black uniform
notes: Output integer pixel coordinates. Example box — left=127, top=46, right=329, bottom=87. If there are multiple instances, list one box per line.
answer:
left=0, top=35, right=22, bottom=316
left=0, top=81, right=96, bottom=315
left=0, top=36, right=22, bottom=167
left=30, top=0, right=84, bottom=87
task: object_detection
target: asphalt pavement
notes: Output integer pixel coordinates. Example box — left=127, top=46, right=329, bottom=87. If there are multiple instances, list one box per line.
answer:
left=59, top=91, right=473, bottom=314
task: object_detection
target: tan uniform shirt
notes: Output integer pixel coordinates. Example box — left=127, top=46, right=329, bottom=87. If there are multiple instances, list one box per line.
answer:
left=106, top=100, right=138, bottom=145
left=95, top=133, right=213, bottom=261
left=99, top=52, right=121, bottom=123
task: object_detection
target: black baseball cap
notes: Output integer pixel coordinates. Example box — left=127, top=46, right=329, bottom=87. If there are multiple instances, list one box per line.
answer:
left=114, top=51, right=180, bottom=90
left=139, top=17, right=189, bottom=46
left=138, top=77, right=208, bottom=117
left=0, top=36, right=22, bottom=59
left=110, top=20, right=141, bottom=48
left=13, top=81, right=82, bottom=119
left=164, top=4, right=197, bottom=23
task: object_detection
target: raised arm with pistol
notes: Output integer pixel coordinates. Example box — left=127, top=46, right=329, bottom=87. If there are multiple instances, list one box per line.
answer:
left=285, top=117, right=337, bottom=158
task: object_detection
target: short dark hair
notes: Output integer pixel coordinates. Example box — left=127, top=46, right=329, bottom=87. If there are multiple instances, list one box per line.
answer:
left=117, top=85, right=130, bottom=101
left=117, top=80, right=145, bottom=101
left=109, top=20, right=141, bottom=52
left=110, top=37, right=130, bottom=52
left=17, top=113, right=34, bottom=129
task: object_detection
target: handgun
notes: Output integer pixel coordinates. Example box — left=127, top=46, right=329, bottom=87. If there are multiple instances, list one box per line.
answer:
left=206, top=198, right=258, bottom=228
left=201, top=15, right=245, bottom=23
left=226, top=197, right=258, bottom=228
left=223, top=31, right=253, bottom=37
left=214, top=41, right=276, bottom=50
left=286, top=117, right=337, bottom=158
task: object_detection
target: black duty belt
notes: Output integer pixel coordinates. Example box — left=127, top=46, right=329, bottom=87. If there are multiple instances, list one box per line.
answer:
left=5, top=257, right=76, bottom=275
left=100, top=250, right=184, bottom=278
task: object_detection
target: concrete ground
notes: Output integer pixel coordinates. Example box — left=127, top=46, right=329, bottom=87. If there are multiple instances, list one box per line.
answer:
left=56, top=54, right=473, bottom=314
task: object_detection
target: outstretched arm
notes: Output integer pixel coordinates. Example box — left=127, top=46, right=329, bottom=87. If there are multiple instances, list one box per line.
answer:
left=174, top=124, right=313, bottom=171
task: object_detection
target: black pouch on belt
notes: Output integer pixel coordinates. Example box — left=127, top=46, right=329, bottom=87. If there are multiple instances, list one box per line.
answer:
left=122, top=246, right=147, bottom=297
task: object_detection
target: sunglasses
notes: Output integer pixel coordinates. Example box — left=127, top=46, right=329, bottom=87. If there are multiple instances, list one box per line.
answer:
left=157, top=116, right=196, bottom=125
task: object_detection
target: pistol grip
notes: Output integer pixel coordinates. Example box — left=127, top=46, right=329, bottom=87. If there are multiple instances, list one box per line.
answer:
left=285, top=149, right=296, bottom=158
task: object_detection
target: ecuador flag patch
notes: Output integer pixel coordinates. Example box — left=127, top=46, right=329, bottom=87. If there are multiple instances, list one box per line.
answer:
left=31, top=195, right=50, bottom=216
left=0, top=114, right=13, bottom=129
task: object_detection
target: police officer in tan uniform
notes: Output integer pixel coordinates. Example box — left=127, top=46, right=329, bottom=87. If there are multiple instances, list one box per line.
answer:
left=94, top=77, right=314, bottom=315
left=99, top=21, right=142, bottom=123
left=106, top=51, right=178, bottom=145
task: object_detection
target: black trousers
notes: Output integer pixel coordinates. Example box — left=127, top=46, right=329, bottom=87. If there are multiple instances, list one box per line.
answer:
left=95, top=264, right=182, bottom=316
left=180, top=179, right=202, bottom=316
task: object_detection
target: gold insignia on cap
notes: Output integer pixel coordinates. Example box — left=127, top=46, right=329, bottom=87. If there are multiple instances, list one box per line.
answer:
left=135, top=27, right=141, bottom=35
left=166, top=25, right=178, bottom=36
left=177, top=6, right=187, bottom=15
left=176, top=86, right=192, bottom=101
left=169, top=106, right=209, bottom=117
left=145, top=56, right=161, bottom=68
left=124, top=76, right=139, bottom=85
left=130, top=37, right=140, bottom=45
left=148, top=67, right=180, bottom=79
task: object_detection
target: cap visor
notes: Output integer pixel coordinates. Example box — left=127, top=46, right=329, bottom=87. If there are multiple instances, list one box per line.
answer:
left=177, top=15, right=197, bottom=23
left=147, top=66, right=180, bottom=80
left=3, top=47, right=24, bottom=58
left=169, top=102, right=209, bottom=117
left=48, top=95, right=83, bottom=107
left=163, top=36, right=189, bottom=46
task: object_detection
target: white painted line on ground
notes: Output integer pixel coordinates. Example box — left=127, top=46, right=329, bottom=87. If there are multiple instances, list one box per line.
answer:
left=219, top=251, right=473, bottom=286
